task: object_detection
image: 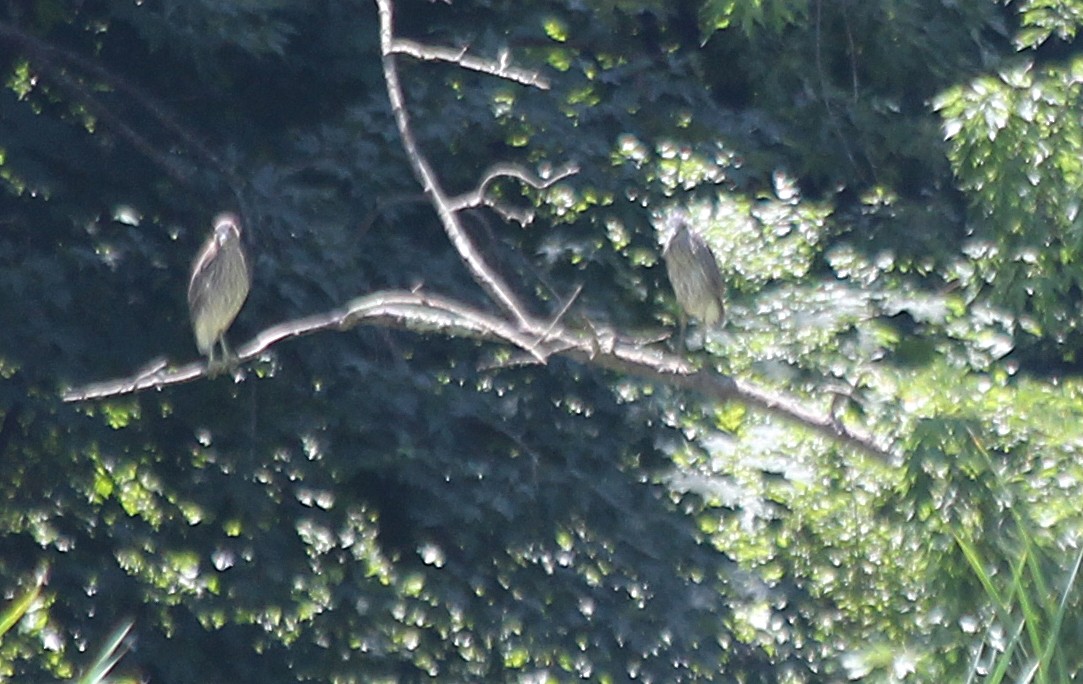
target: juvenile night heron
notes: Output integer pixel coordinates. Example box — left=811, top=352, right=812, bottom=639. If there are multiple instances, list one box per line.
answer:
left=188, top=213, right=250, bottom=375
left=662, top=214, right=725, bottom=347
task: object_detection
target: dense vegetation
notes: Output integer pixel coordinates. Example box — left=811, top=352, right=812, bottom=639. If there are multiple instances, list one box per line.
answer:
left=2, top=0, right=1083, bottom=681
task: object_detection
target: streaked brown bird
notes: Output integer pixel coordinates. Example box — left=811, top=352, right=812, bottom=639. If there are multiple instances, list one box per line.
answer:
left=663, top=214, right=725, bottom=347
left=188, top=213, right=250, bottom=374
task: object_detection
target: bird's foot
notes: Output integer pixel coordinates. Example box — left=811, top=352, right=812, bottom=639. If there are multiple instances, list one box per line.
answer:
left=205, top=356, right=229, bottom=379
left=206, top=337, right=243, bottom=379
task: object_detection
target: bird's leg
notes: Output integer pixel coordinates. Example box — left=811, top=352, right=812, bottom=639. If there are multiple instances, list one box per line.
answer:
left=204, top=341, right=219, bottom=378
left=676, top=312, right=688, bottom=353
left=204, top=338, right=229, bottom=378
left=219, top=336, right=239, bottom=371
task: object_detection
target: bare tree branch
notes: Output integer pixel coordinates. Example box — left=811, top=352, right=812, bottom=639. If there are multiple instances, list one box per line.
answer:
left=61, top=289, right=892, bottom=463
left=376, top=0, right=536, bottom=328
left=390, top=38, right=550, bottom=90
left=448, top=162, right=580, bottom=212
left=61, top=290, right=540, bottom=402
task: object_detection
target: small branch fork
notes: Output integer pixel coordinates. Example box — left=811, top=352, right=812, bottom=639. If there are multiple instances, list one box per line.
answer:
left=61, top=0, right=893, bottom=465
left=448, top=162, right=580, bottom=213
left=376, top=0, right=536, bottom=329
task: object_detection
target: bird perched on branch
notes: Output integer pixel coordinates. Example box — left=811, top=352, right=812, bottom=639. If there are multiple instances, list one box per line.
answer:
left=662, top=214, right=725, bottom=348
left=188, top=213, right=250, bottom=375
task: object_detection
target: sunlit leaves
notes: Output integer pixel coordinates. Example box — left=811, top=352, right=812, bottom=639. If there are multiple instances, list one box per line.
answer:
left=100, top=401, right=139, bottom=430
left=1016, top=0, right=1083, bottom=49
left=6, top=60, right=35, bottom=100
left=542, top=17, right=568, bottom=43
left=699, top=0, right=809, bottom=38
left=936, top=59, right=1083, bottom=335
left=7, top=0, right=1083, bottom=681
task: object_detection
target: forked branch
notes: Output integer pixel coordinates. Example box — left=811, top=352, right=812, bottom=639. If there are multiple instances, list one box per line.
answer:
left=448, top=162, right=580, bottom=213
left=376, top=0, right=542, bottom=329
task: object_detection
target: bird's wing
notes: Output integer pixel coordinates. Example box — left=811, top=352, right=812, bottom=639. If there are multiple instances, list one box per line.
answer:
left=187, top=240, right=220, bottom=313
left=689, top=232, right=726, bottom=296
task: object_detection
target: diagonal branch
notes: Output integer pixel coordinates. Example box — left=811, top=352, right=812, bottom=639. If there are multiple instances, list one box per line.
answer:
left=25, top=53, right=194, bottom=187
left=0, top=20, right=239, bottom=189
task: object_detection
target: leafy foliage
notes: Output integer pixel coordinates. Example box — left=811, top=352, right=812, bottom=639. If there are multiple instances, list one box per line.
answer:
left=1, top=0, right=1083, bottom=682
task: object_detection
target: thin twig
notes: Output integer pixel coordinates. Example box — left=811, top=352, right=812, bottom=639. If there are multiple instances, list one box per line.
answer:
left=390, top=38, right=550, bottom=90
left=812, top=0, right=859, bottom=177
left=530, top=283, right=582, bottom=353
left=33, top=59, right=194, bottom=186
left=447, top=162, right=580, bottom=212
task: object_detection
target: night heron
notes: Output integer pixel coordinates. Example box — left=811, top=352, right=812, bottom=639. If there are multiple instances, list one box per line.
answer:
left=188, top=213, right=250, bottom=375
left=662, top=214, right=725, bottom=348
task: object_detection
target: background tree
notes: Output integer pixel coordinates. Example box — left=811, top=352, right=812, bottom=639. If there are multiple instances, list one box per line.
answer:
left=1, top=0, right=1082, bottom=681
